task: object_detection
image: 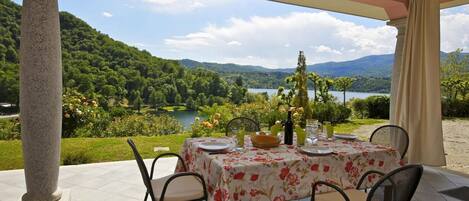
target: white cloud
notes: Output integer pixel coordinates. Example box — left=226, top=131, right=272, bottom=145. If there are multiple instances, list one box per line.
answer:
left=313, top=45, right=342, bottom=55
left=227, top=41, right=242, bottom=46
left=441, top=7, right=469, bottom=52
left=164, top=12, right=396, bottom=68
left=102, top=12, right=113, bottom=18
left=163, top=10, right=469, bottom=68
left=141, top=0, right=231, bottom=14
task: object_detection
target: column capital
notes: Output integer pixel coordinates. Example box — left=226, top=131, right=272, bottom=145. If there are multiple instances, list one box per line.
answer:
left=387, top=17, right=407, bottom=29
left=387, top=17, right=407, bottom=37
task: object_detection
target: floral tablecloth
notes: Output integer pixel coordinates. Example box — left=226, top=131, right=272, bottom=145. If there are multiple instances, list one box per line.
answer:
left=177, top=136, right=403, bottom=201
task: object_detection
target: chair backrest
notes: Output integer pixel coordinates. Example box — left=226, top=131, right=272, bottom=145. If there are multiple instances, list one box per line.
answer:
left=370, top=125, right=409, bottom=159
left=225, top=117, right=260, bottom=136
left=127, top=139, right=154, bottom=198
left=367, top=165, right=423, bottom=201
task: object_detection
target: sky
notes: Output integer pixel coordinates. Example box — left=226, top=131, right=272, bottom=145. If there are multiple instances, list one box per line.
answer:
left=13, top=0, right=469, bottom=68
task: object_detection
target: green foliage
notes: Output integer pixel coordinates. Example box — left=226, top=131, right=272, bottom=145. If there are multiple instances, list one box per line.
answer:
left=190, top=116, right=220, bottom=138
left=350, top=98, right=368, bottom=119
left=311, top=102, right=351, bottom=123
left=104, top=114, right=182, bottom=137
left=0, top=117, right=20, bottom=140
left=0, top=1, right=247, bottom=109
left=62, top=89, right=105, bottom=138
left=441, top=49, right=469, bottom=101
left=364, top=96, right=390, bottom=119
left=62, top=152, right=91, bottom=165
left=334, top=77, right=356, bottom=106
left=442, top=98, right=469, bottom=117
left=308, top=72, right=321, bottom=101
left=290, top=51, right=313, bottom=123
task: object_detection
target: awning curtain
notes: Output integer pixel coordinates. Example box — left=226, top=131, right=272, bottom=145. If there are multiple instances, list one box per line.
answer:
left=394, top=0, right=446, bottom=166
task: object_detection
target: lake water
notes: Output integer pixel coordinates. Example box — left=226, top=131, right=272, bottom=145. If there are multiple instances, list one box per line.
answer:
left=248, top=88, right=388, bottom=102
left=169, top=89, right=388, bottom=130
left=168, top=110, right=205, bottom=130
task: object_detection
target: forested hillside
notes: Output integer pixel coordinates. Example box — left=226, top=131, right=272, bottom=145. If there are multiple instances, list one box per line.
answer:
left=0, top=0, right=246, bottom=108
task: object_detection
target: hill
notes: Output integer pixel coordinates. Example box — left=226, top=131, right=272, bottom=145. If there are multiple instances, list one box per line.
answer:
left=181, top=52, right=468, bottom=78
left=0, top=0, right=245, bottom=107
left=180, top=59, right=273, bottom=73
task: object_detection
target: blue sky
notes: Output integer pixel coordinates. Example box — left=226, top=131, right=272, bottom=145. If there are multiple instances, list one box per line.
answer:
left=13, top=0, right=469, bottom=68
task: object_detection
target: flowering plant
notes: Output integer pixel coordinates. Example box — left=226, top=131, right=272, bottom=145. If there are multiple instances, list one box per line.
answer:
left=62, top=89, right=101, bottom=137
left=190, top=113, right=221, bottom=138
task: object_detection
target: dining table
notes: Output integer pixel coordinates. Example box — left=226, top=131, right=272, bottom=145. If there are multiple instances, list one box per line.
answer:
left=176, top=135, right=403, bottom=201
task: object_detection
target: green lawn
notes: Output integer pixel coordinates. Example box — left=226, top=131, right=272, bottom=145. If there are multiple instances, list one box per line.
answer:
left=334, top=118, right=386, bottom=133
left=0, top=119, right=384, bottom=171
left=0, top=134, right=194, bottom=170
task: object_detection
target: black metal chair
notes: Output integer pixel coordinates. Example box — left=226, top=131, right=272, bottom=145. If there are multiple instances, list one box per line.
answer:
left=370, top=125, right=409, bottom=159
left=311, top=164, right=423, bottom=201
left=127, top=139, right=208, bottom=201
left=225, top=117, right=260, bottom=136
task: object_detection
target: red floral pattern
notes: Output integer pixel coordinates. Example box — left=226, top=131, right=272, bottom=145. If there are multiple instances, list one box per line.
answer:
left=177, top=137, right=402, bottom=201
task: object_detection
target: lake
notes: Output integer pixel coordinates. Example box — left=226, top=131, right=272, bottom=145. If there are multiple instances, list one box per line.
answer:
left=169, top=89, right=388, bottom=130
left=248, top=88, right=388, bottom=102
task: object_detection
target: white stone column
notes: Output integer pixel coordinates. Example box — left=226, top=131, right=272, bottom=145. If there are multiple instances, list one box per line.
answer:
left=20, top=0, right=63, bottom=201
left=387, top=18, right=407, bottom=125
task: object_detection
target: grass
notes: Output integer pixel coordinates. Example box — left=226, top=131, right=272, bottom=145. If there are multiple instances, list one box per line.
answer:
left=161, top=105, right=188, bottom=112
left=335, top=118, right=386, bottom=133
left=0, top=119, right=384, bottom=171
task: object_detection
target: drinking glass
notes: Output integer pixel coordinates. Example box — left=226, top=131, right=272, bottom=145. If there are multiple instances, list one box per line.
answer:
left=236, top=129, right=245, bottom=148
left=296, top=128, right=306, bottom=146
left=324, top=121, right=334, bottom=139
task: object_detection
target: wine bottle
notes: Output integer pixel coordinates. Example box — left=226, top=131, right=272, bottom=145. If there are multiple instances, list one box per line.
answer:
left=284, top=111, right=293, bottom=145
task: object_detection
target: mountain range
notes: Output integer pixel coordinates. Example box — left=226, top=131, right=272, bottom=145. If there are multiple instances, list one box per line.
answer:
left=180, top=52, right=467, bottom=77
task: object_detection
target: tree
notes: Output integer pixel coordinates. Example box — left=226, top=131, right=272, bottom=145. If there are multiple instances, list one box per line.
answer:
left=230, top=85, right=247, bottom=104
left=308, top=72, right=321, bottom=101
left=282, top=51, right=313, bottom=125
left=186, top=97, right=196, bottom=110
left=291, top=51, right=313, bottom=122
left=235, top=76, right=243, bottom=87
left=317, top=78, right=334, bottom=103
left=175, top=94, right=182, bottom=105
left=130, top=90, right=143, bottom=112
left=334, top=77, right=356, bottom=106
left=149, top=90, right=166, bottom=111
left=441, top=49, right=469, bottom=101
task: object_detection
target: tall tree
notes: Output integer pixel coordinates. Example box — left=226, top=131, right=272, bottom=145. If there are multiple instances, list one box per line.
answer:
left=285, top=51, right=313, bottom=125
left=149, top=90, right=166, bottom=111
left=307, top=72, right=321, bottom=102
left=334, top=77, right=356, bottom=106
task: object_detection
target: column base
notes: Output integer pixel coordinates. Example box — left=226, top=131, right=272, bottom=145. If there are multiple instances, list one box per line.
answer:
left=22, top=188, right=62, bottom=201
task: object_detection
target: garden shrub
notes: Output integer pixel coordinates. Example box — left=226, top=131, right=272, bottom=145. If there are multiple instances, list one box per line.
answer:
left=108, top=106, right=132, bottom=118
left=351, top=98, right=368, bottom=118
left=199, top=103, right=235, bottom=131
left=190, top=116, right=219, bottom=138
left=365, top=96, right=390, bottom=119
left=442, top=98, right=469, bottom=117
left=104, top=114, right=182, bottom=137
left=62, top=90, right=103, bottom=138
left=62, top=152, right=91, bottom=165
left=0, top=118, right=20, bottom=140
left=312, top=102, right=351, bottom=123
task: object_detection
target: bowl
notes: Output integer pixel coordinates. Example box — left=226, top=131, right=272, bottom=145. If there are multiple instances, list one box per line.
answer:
left=251, top=133, right=280, bottom=148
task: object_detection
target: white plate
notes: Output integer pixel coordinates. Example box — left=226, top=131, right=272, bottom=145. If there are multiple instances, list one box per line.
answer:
left=334, top=133, right=358, bottom=140
left=299, top=146, right=333, bottom=156
left=199, top=142, right=231, bottom=152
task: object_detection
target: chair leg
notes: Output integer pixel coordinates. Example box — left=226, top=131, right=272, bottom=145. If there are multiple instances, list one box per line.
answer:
left=144, top=192, right=148, bottom=201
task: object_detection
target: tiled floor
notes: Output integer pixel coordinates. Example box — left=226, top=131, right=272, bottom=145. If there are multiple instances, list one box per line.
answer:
left=1, top=158, right=468, bottom=201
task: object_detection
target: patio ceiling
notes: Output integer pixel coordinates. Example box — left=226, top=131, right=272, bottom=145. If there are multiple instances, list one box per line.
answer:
left=270, top=0, right=469, bottom=20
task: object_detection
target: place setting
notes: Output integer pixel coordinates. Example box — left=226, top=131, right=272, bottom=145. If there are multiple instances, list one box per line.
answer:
left=198, top=140, right=235, bottom=155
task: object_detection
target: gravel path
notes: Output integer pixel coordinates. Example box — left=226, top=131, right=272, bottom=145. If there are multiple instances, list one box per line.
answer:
left=351, top=119, right=469, bottom=174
